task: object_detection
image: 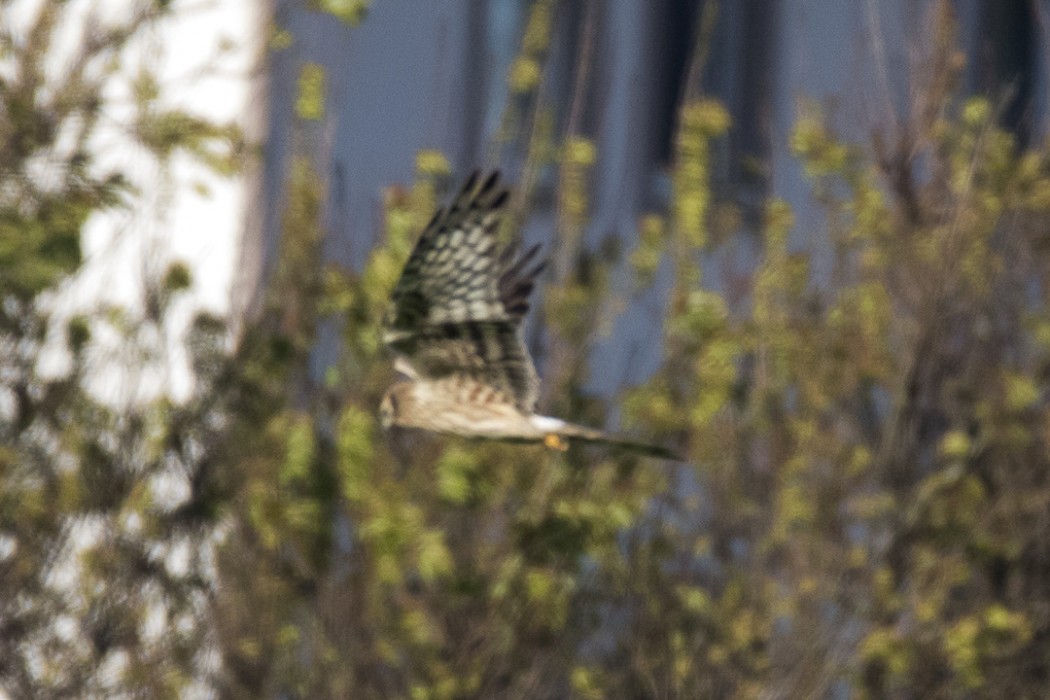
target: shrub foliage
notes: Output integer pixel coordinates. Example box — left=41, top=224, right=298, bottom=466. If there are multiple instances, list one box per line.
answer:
left=2, top=2, right=1050, bottom=698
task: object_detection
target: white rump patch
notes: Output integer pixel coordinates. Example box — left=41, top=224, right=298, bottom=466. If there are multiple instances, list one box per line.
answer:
left=530, top=415, right=567, bottom=433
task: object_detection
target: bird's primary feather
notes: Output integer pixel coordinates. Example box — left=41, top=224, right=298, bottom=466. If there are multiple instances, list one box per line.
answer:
left=382, top=171, right=544, bottom=412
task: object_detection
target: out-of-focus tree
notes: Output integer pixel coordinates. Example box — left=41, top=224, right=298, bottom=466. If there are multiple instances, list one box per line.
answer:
left=619, top=5, right=1050, bottom=697
left=0, top=1, right=242, bottom=696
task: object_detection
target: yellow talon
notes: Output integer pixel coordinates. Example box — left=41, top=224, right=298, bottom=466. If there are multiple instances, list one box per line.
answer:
left=544, top=433, right=569, bottom=451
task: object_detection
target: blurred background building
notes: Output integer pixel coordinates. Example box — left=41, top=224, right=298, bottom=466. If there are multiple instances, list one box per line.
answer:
left=239, top=0, right=1049, bottom=392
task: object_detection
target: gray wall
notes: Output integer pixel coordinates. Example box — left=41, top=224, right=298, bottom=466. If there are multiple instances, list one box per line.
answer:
left=243, top=0, right=1050, bottom=393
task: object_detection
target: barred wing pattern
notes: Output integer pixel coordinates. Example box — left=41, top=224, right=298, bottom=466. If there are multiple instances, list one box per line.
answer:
left=382, top=171, right=545, bottom=412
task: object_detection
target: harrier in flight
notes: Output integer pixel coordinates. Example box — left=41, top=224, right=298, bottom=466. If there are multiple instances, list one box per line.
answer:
left=379, top=171, right=677, bottom=459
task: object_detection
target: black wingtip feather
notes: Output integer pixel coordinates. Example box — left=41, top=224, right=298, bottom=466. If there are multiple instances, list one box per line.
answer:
left=503, top=244, right=542, bottom=277
left=490, top=188, right=510, bottom=210
left=423, top=207, right=444, bottom=232
left=497, top=243, right=548, bottom=318
left=479, top=170, right=500, bottom=196
left=460, top=170, right=480, bottom=196
left=527, top=258, right=548, bottom=280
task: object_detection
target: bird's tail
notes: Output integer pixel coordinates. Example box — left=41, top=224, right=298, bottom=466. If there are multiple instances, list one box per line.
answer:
left=554, top=422, right=681, bottom=460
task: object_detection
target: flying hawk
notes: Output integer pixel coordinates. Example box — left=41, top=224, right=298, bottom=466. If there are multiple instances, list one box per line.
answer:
left=379, top=171, right=677, bottom=459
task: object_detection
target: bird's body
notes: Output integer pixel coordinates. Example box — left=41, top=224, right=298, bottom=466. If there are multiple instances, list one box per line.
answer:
left=384, top=379, right=537, bottom=441
left=379, top=171, right=676, bottom=460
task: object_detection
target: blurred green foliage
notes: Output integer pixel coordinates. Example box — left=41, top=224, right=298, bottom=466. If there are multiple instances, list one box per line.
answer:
left=317, top=0, right=371, bottom=26
left=4, top=1, right=1050, bottom=699
left=0, top=1, right=246, bottom=696
left=296, top=63, right=327, bottom=122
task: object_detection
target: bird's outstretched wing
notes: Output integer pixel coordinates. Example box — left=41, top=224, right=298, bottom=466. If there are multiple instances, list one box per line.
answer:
left=382, top=171, right=546, bottom=411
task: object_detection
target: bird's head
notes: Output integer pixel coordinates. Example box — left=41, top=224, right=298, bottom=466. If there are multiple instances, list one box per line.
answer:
left=379, top=382, right=413, bottom=429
